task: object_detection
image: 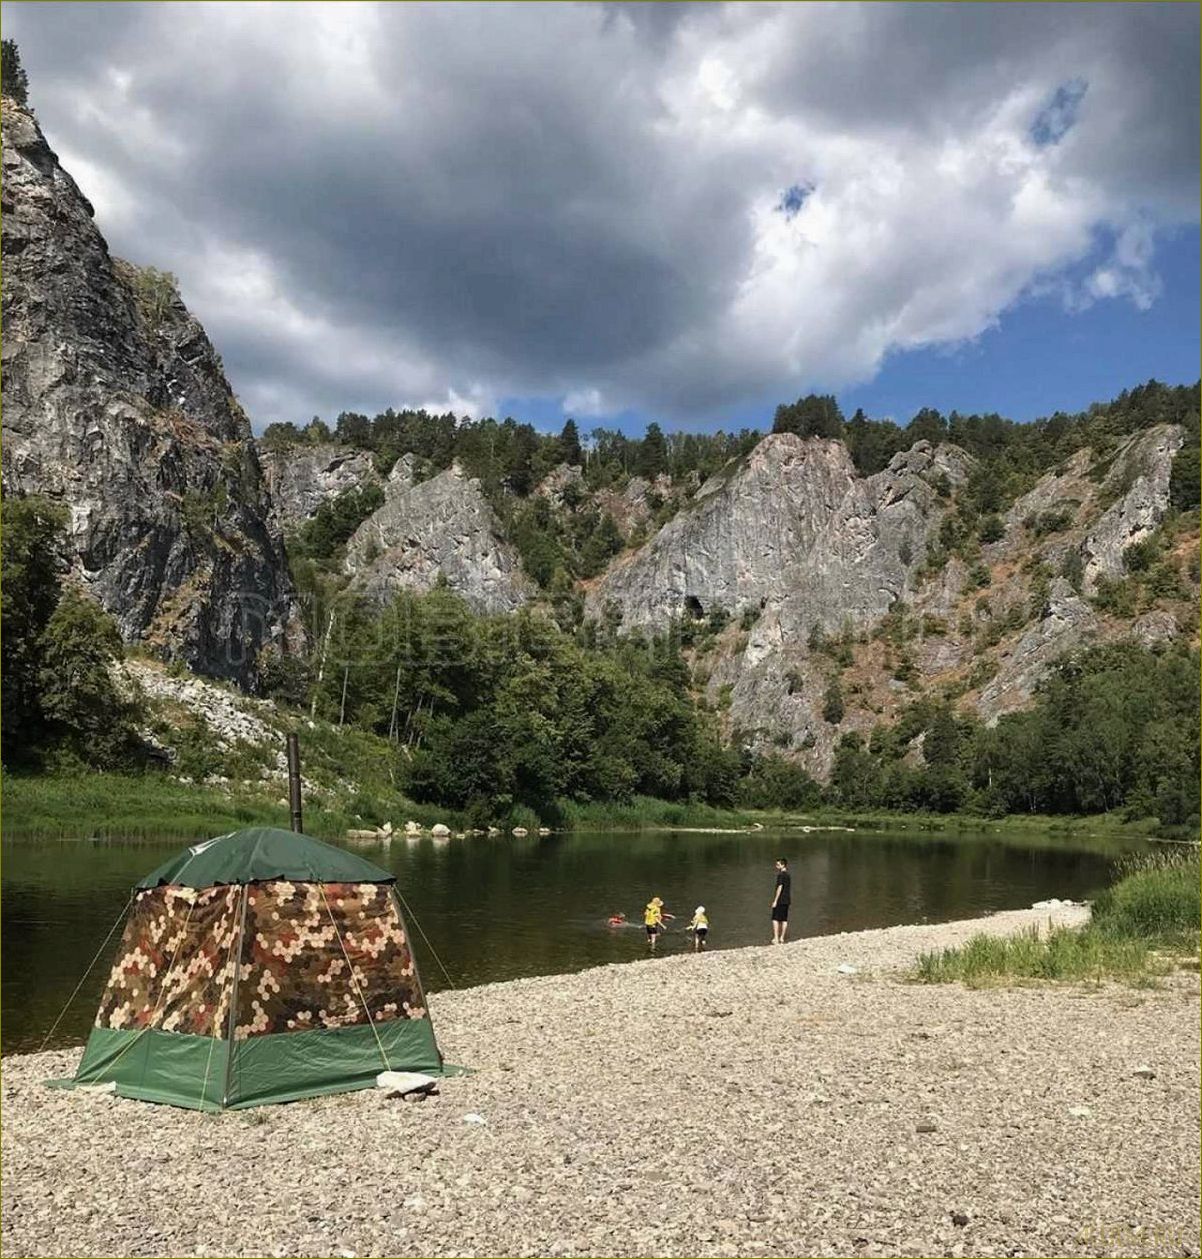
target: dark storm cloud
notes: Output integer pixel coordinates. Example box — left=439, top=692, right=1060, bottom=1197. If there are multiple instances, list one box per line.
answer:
left=2, top=2, right=1197, bottom=426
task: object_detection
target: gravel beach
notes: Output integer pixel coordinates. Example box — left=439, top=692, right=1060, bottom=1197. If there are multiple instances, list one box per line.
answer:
left=3, top=906, right=1198, bottom=1259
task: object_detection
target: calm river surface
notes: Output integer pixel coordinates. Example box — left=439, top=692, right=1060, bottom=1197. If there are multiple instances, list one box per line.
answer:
left=2, top=828, right=1120, bottom=1053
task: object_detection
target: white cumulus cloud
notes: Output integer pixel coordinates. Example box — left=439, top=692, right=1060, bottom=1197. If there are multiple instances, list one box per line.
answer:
left=3, top=0, right=1196, bottom=427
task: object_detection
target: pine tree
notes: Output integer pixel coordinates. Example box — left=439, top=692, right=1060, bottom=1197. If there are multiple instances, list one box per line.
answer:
left=2, top=40, right=29, bottom=106
left=559, top=418, right=583, bottom=467
left=639, top=422, right=668, bottom=478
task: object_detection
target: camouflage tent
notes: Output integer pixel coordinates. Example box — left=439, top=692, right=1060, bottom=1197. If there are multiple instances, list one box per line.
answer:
left=65, top=827, right=443, bottom=1110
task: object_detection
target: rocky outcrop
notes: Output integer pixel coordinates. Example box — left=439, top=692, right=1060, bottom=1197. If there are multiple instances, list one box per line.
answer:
left=1, top=98, right=300, bottom=683
left=258, top=442, right=380, bottom=529
left=772, top=440, right=974, bottom=644
left=976, top=579, right=1100, bottom=722
left=988, top=426, right=1184, bottom=587
left=345, top=462, right=531, bottom=613
left=1081, top=425, right=1184, bottom=593
left=535, top=463, right=584, bottom=507
left=589, top=435, right=971, bottom=635
left=582, top=434, right=976, bottom=776
left=586, top=420, right=1193, bottom=776
left=588, top=436, right=862, bottom=627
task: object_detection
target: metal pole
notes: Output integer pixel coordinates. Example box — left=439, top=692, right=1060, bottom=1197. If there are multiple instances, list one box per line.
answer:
left=286, top=733, right=303, bottom=833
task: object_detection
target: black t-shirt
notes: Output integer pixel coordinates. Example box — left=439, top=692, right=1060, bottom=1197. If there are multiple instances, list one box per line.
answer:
left=775, top=870, right=791, bottom=905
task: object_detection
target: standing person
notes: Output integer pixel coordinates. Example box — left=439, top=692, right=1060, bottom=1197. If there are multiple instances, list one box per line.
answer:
left=644, top=896, right=674, bottom=949
left=771, top=858, right=791, bottom=944
left=687, top=906, right=709, bottom=951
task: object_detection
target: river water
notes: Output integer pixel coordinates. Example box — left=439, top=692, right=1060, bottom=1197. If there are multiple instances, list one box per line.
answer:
left=1, top=827, right=1120, bottom=1053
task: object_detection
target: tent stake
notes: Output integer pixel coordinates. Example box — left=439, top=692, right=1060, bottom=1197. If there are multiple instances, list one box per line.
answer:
left=287, top=733, right=304, bottom=833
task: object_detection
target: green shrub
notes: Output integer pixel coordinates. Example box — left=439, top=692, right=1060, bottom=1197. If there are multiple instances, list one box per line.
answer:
left=1123, top=535, right=1161, bottom=573
left=128, top=265, right=181, bottom=331
left=978, top=514, right=1005, bottom=544
left=822, top=680, right=844, bottom=724
left=1092, top=852, right=1201, bottom=942
left=1060, top=549, right=1085, bottom=592
left=915, top=852, right=1199, bottom=986
left=1092, top=575, right=1139, bottom=618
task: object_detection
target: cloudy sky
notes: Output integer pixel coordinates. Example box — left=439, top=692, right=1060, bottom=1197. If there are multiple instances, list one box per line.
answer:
left=4, top=1, right=1198, bottom=432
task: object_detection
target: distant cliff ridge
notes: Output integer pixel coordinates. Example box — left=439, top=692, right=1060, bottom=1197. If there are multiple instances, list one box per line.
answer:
left=0, top=97, right=301, bottom=682
left=257, top=408, right=1192, bottom=779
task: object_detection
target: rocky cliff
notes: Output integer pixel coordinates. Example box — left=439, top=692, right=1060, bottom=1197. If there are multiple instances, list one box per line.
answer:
left=345, top=460, right=532, bottom=614
left=254, top=411, right=1191, bottom=778
left=259, top=442, right=381, bottom=530
left=1, top=98, right=300, bottom=682
left=715, top=426, right=1188, bottom=774
left=587, top=434, right=973, bottom=632
left=582, top=423, right=1190, bottom=776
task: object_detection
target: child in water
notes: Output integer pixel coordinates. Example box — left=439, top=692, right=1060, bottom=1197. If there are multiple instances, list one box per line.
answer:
left=607, top=911, right=627, bottom=927
left=687, top=906, right=709, bottom=951
left=643, top=897, right=674, bottom=949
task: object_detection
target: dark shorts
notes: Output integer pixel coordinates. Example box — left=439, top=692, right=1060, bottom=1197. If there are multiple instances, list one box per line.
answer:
left=694, top=927, right=708, bottom=938
left=771, top=904, right=790, bottom=923
left=646, top=924, right=661, bottom=937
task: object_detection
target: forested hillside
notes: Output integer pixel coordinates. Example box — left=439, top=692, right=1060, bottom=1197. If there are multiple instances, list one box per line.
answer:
left=8, top=377, right=1197, bottom=832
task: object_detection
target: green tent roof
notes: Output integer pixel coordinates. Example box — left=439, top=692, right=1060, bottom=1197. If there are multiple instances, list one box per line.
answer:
left=135, top=826, right=394, bottom=889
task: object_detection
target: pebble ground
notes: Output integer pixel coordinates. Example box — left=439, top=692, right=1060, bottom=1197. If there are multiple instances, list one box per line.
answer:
left=3, top=906, right=1198, bottom=1258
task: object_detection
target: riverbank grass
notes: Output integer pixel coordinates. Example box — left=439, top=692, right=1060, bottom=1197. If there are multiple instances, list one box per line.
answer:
left=915, top=852, right=1200, bottom=985
left=1, top=768, right=1181, bottom=848
left=0, top=772, right=463, bottom=841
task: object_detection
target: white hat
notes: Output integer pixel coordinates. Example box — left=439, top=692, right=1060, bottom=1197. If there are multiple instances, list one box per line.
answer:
left=695, top=906, right=705, bottom=914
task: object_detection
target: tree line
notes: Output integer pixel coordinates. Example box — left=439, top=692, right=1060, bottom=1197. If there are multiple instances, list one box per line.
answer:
left=827, top=643, right=1199, bottom=829
left=262, top=379, right=1199, bottom=522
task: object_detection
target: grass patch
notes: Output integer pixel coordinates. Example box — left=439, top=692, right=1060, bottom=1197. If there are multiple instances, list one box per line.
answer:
left=6, top=768, right=1171, bottom=850
left=915, top=850, right=1200, bottom=986
left=0, top=772, right=464, bottom=842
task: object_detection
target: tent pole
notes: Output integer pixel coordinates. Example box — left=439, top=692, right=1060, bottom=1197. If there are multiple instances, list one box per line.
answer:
left=221, top=884, right=251, bottom=1109
left=287, top=733, right=303, bottom=833
left=389, top=887, right=445, bottom=1072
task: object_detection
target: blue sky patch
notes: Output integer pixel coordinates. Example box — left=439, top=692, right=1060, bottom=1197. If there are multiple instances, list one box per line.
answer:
left=777, top=182, right=815, bottom=219
left=1031, top=78, right=1088, bottom=147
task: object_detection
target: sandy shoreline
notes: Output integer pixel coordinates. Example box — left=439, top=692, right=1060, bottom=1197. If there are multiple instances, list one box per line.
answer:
left=2, top=905, right=1198, bottom=1259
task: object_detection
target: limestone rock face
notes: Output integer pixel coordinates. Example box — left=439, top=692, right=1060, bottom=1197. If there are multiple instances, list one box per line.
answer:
left=582, top=434, right=979, bottom=777
left=1, top=99, right=300, bottom=683
left=587, top=435, right=871, bottom=628
left=772, top=440, right=973, bottom=644
left=259, top=442, right=380, bottom=529
left=535, top=463, right=584, bottom=508
left=1081, top=425, right=1184, bottom=593
left=976, top=579, right=1100, bottom=722
left=596, top=472, right=678, bottom=536
left=586, top=419, right=1192, bottom=777
left=345, top=462, right=532, bottom=613
left=589, top=435, right=970, bottom=637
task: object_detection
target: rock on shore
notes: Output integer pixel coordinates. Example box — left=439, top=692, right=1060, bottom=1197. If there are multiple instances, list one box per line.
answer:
left=2, top=907, right=1197, bottom=1259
